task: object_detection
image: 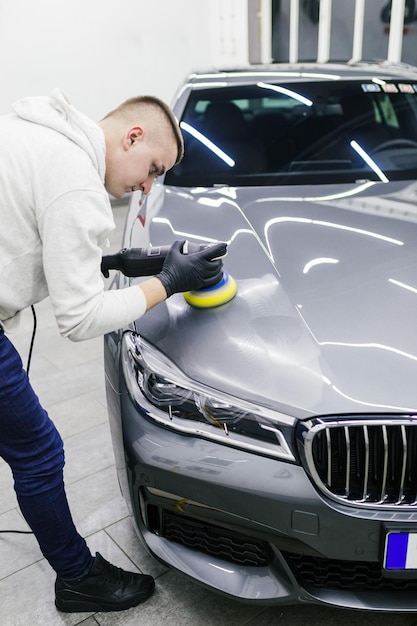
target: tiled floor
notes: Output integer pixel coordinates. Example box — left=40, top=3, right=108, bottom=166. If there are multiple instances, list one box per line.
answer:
left=2, top=202, right=417, bottom=626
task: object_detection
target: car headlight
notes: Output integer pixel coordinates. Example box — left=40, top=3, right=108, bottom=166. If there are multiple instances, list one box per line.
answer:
left=121, top=331, right=296, bottom=462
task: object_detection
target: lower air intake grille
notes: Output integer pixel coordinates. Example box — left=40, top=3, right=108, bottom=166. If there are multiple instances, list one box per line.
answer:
left=156, top=508, right=273, bottom=567
left=283, top=552, right=417, bottom=591
left=300, top=416, right=417, bottom=508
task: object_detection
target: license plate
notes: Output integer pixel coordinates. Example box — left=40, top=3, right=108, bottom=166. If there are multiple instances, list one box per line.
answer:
left=384, top=532, right=417, bottom=570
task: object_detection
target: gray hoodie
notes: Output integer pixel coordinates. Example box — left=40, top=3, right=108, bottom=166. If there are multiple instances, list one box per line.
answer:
left=0, top=89, right=146, bottom=340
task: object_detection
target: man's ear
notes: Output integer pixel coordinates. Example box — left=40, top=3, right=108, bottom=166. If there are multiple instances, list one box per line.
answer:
left=123, top=126, right=144, bottom=150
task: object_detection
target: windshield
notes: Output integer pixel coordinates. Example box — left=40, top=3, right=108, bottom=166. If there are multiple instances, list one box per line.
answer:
left=165, top=79, right=417, bottom=187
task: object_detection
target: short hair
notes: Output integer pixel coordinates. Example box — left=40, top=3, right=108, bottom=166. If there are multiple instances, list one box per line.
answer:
left=103, top=95, right=184, bottom=164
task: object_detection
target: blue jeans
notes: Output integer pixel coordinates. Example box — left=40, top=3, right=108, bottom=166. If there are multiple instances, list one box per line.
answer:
left=0, top=327, right=93, bottom=579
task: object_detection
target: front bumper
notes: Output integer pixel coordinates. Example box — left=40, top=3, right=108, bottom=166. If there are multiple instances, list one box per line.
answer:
left=105, top=367, right=417, bottom=611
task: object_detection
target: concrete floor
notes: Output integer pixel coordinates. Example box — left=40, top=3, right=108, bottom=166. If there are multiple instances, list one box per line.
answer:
left=2, top=202, right=417, bottom=625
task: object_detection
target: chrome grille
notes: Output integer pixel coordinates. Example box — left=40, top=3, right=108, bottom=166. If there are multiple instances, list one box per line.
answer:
left=301, top=416, right=417, bottom=508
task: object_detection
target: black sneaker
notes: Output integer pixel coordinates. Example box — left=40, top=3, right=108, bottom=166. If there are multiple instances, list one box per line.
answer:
left=55, top=552, right=155, bottom=613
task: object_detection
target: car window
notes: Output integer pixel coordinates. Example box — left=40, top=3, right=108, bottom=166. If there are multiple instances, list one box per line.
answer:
left=165, top=80, right=417, bottom=187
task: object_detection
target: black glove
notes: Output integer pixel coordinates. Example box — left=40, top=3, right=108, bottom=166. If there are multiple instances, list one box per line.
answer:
left=157, top=240, right=227, bottom=297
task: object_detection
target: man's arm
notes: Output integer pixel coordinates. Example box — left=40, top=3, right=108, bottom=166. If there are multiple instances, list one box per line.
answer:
left=139, top=276, right=167, bottom=311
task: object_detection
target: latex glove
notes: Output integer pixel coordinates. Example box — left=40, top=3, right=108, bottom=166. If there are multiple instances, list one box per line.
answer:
left=158, top=240, right=227, bottom=297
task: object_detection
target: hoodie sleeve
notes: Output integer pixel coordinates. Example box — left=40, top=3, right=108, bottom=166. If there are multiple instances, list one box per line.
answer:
left=38, top=187, right=147, bottom=341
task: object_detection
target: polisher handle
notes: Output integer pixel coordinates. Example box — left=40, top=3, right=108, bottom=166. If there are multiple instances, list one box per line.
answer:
left=101, top=242, right=219, bottom=278
left=101, top=246, right=171, bottom=278
left=182, top=240, right=227, bottom=260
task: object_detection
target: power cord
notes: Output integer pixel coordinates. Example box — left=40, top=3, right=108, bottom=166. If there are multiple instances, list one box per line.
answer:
left=0, top=305, right=37, bottom=536
left=26, top=304, right=37, bottom=375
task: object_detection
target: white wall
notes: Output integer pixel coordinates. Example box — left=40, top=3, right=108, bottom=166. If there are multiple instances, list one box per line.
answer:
left=0, top=0, right=249, bottom=119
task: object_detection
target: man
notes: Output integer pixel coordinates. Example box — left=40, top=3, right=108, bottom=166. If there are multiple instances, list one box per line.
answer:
left=0, top=89, right=225, bottom=613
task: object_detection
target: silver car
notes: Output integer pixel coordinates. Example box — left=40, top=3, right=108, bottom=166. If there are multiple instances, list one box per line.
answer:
left=104, top=61, right=417, bottom=611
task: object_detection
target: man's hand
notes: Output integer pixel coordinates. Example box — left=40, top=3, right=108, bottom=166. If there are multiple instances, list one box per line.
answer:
left=157, top=240, right=227, bottom=297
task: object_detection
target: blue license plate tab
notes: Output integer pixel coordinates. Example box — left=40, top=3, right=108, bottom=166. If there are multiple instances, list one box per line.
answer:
left=384, top=532, right=417, bottom=570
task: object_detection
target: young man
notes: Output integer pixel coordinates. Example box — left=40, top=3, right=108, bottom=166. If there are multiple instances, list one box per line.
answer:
left=0, top=89, right=225, bottom=613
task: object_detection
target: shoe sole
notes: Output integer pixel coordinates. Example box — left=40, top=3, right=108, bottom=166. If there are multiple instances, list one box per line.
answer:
left=55, top=584, right=155, bottom=613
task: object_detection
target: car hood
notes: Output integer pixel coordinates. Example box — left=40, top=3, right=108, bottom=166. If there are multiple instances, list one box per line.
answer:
left=133, top=180, right=417, bottom=418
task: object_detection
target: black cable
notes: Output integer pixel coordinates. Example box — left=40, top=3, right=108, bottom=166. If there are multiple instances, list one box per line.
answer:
left=26, top=304, right=37, bottom=375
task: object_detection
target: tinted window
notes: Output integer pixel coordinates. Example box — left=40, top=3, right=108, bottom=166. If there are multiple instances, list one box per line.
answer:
left=165, top=80, right=417, bottom=187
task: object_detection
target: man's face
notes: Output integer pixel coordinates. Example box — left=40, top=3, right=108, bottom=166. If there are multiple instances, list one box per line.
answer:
left=105, top=127, right=178, bottom=199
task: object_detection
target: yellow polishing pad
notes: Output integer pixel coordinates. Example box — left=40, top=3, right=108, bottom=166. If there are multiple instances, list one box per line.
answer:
left=184, top=272, right=237, bottom=309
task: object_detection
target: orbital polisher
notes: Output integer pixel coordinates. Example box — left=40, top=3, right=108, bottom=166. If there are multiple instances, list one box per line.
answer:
left=101, top=241, right=237, bottom=308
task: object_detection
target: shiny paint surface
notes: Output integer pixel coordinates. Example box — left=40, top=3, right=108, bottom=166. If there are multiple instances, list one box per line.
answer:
left=131, top=179, right=417, bottom=417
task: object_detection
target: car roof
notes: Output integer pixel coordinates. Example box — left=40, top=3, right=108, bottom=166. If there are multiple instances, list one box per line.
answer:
left=185, top=61, right=417, bottom=87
